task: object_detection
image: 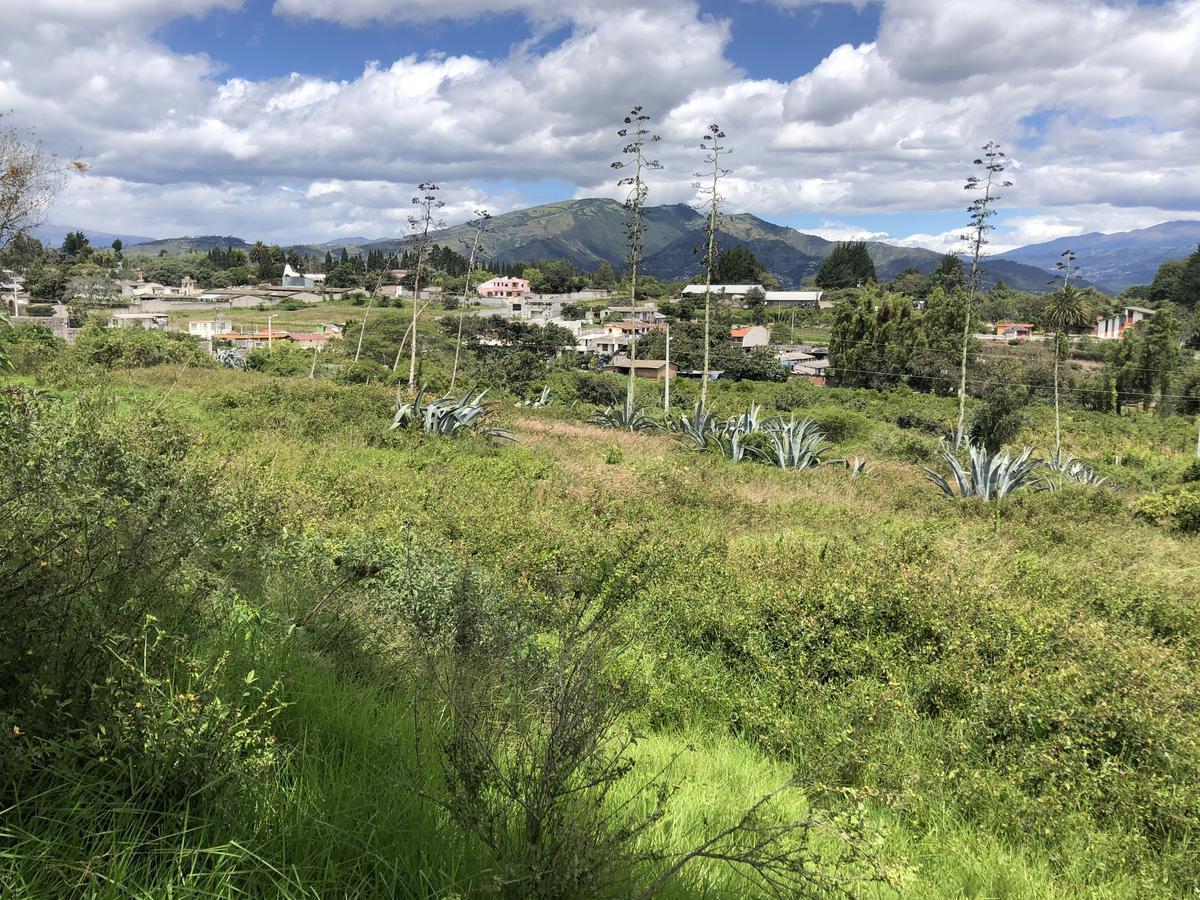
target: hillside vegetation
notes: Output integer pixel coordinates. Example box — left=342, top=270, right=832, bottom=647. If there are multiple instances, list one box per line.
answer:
left=3, top=336, right=1200, bottom=896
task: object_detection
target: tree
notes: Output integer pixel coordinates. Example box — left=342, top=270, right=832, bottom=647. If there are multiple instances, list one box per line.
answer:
left=110, top=239, right=123, bottom=258
left=612, top=106, right=662, bottom=411
left=889, top=267, right=930, bottom=299
left=744, top=286, right=767, bottom=325
left=970, top=364, right=1029, bottom=453
left=590, top=260, right=616, bottom=290
left=401, top=183, right=446, bottom=389
left=1105, top=308, right=1182, bottom=412
left=929, top=254, right=964, bottom=292
left=695, top=124, right=731, bottom=408
left=815, top=242, right=876, bottom=290
left=0, top=121, right=84, bottom=254
left=713, top=244, right=766, bottom=284
left=956, top=142, right=1012, bottom=446
left=1042, top=251, right=1088, bottom=455
left=60, top=230, right=91, bottom=261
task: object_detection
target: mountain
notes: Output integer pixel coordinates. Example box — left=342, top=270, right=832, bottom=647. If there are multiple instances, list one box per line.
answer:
left=124, top=235, right=253, bottom=255
left=998, top=220, right=1200, bottom=292
left=31, top=224, right=157, bottom=249
left=362, top=198, right=1079, bottom=292
left=72, top=198, right=1082, bottom=293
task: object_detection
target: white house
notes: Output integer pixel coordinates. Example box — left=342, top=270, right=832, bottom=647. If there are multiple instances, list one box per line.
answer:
left=281, top=265, right=326, bottom=289
left=577, top=330, right=630, bottom=355
left=108, top=312, right=170, bottom=330
left=730, top=325, right=771, bottom=350
left=682, top=284, right=762, bottom=302
left=477, top=277, right=531, bottom=299
left=764, top=290, right=826, bottom=308
left=188, top=319, right=235, bottom=340
left=1096, top=306, right=1155, bottom=340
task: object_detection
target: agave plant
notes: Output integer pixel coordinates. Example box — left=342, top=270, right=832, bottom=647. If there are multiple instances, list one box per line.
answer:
left=708, top=429, right=755, bottom=463
left=393, top=385, right=513, bottom=441
left=725, top=402, right=769, bottom=437
left=590, top=399, right=657, bottom=432
left=925, top=444, right=1041, bottom=500
left=517, top=386, right=551, bottom=409
left=1042, top=449, right=1112, bottom=489
left=671, top=403, right=721, bottom=449
left=757, top=417, right=828, bottom=470
left=842, top=456, right=872, bottom=478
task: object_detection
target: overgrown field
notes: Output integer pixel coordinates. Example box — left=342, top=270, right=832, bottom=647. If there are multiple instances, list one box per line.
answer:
left=3, top=362, right=1199, bottom=898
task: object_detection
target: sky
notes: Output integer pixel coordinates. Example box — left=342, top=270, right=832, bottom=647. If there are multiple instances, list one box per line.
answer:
left=1, top=0, right=1198, bottom=252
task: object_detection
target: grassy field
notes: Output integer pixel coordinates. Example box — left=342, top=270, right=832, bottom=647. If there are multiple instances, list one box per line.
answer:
left=3, top=356, right=1200, bottom=897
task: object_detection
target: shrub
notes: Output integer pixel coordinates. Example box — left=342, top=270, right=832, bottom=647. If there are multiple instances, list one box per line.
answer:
left=0, top=392, right=277, bottom=805
left=73, top=325, right=212, bottom=369
left=1133, top=486, right=1200, bottom=533
left=24, top=303, right=55, bottom=317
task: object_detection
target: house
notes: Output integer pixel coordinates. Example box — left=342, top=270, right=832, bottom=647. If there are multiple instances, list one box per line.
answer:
left=681, top=284, right=763, bottom=302
left=577, top=330, right=630, bottom=355
left=776, top=347, right=817, bottom=368
left=996, top=322, right=1035, bottom=340
left=1096, top=306, right=1155, bottom=340
left=477, top=277, right=531, bottom=299
left=508, top=295, right=560, bottom=320
left=232, top=329, right=291, bottom=349
left=602, top=357, right=677, bottom=380
left=604, top=319, right=659, bottom=338
left=188, top=319, right=235, bottom=340
left=730, top=325, right=771, bottom=350
left=764, top=290, right=825, bottom=308
left=791, top=357, right=831, bottom=386
left=281, top=265, right=326, bottom=289
left=289, top=332, right=336, bottom=349
left=108, top=312, right=170, bottom=330
left=602, top=304, right=660, bottom=322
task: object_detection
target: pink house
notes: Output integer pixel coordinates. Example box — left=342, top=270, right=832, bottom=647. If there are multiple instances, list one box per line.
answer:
left=477, top=277, right=531, bottom=299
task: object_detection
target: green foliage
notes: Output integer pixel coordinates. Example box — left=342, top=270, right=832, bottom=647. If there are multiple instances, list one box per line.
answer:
left=1133, top=485, right=1200, bottom=533
left=245, top=345, right=313, bottom=376
left=590, top=398, right=658, bottom=432
left=816, top=241, right=877, bottom=290
left=0, top=392, right=279, bottom=810
left=969, top=372, right=1029, bottom=453
left=714, top=244, right=769, bottom=285
left=73, top=325, right=212, bottom=369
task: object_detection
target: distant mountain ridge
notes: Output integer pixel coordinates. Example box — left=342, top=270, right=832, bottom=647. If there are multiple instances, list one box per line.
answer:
left=358, top=198, right=1076, bottom=292
left=31, top=224, right=158, bottom=249
left=45, top=198, right=1141, bottom=294
left=997, top=220, right=1200, bottom=292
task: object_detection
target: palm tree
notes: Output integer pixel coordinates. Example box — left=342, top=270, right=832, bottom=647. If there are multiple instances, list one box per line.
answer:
left=1042, top=281, right=1088, bottom=456
left=249, top=241, right=267, bottom=265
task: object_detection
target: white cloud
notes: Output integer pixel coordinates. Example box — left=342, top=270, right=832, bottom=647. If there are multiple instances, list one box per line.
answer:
left=1, top=0, right=1198, bottom=246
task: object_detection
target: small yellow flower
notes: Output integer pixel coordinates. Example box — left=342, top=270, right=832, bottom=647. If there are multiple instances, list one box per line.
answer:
left=25, top=648, right=32, bottom=656
left=11, top=725, right=20, bottom=736
left=134, top=702, right=143, bottom=710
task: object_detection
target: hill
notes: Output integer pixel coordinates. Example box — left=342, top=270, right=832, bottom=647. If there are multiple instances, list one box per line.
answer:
left=125, top=235, right=253, bottom=255
left=998, top=219, right=1200, bottom=292
left=30, top=223, right=157, bottom=249
left=363, top=199, right=1074, bottom=292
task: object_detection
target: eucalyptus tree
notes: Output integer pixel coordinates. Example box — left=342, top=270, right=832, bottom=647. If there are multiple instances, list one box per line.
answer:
left=695, top=124, right=731, bottom=408
left=1043, top=250, right=1088, bottom=455
left=450, top=209, right=491, bottom=393
left=397, top=183, right=446, bottom=389
left=611, top=106, right=662, bottom=410
left=955, top=142, right=1012, bottom=445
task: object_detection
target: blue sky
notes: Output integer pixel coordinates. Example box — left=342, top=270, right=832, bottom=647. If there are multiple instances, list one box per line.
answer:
left=3, top=0, right=1198, bottom=248
left=160, top=1, right=883, bottom=85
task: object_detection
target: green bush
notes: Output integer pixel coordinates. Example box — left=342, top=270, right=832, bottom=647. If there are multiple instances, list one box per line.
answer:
left=1133, top=486, right=1200, bottom=533
left=0, top=392, right=278, bottom=805
left=24, top=304, right=55, bottom=317
left=246, top=345, right=313, bottom=376
left=73, top=325, right=212, bottom=369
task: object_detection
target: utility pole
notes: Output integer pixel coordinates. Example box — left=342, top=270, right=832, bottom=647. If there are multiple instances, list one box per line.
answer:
left=266, top=314, right=276, bottom=351
left=663, top=323, right=671, bottom=413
